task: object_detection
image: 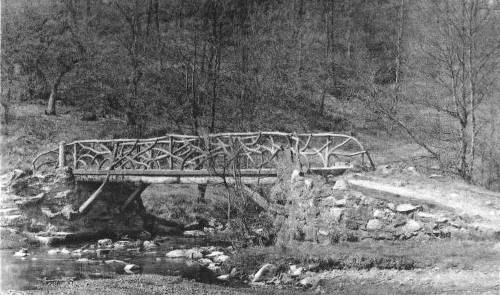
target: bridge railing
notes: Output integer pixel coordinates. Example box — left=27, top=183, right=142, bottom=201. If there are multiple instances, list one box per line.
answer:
left=33, top=132, right=375, bottom=175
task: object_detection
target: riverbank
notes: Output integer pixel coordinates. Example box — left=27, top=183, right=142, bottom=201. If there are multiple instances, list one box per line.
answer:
left=17, top=264, right=500, bottom=295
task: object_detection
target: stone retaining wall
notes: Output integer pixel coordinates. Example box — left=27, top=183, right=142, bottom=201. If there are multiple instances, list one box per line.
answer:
left=1, top=169, right=152, bottom=242
left=276, top=173, right=474, bottom=245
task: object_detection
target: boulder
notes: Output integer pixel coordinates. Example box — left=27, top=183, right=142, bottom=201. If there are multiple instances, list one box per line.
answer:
left=98, top=239, right=113, bottom=248
left=113, top=240, right=133, bottom=250
left=366, top=219, right=383, bottom=231
left=402, top=219, right=422, bottom=233
left=252, top=263, right=276, bottom=283
left=217, top=274, right=230, bottom=281
left=205, top=251, right=224, bottom=258
left=60, top=248, right=71, bottom=255
left=395, top=204, right=418, bottom=213
left=13, top=248, right=29, bottom=257
left=165, top=249, right=186, bottom=258
left=47, top=248, right=60, bottom=255
left=185, top=249, right=203, bottom=259
left=213, top=254, right=230, bottom=264
left=124, top=264, right=142, bottom=274
left=289, top=265, right=303, bottom=277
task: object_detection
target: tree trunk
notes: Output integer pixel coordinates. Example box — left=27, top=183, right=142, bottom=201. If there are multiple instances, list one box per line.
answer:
left=459, top=120, right=469, bottom=181
left=392, top=0, right=405, bottom=111
left=319, top=88, right=326, bottom=116
left=46, top=72, right=65, bottom=116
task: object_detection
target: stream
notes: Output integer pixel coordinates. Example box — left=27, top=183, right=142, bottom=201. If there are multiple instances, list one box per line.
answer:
left=0, top=237, right=230, bottom=292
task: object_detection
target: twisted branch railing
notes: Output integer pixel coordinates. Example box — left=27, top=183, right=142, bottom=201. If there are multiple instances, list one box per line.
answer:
left=33, top=132, right=375, bottom=178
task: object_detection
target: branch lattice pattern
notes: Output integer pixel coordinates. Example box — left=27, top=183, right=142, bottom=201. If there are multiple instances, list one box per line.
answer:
left=33, top=132, right=374, bottom=174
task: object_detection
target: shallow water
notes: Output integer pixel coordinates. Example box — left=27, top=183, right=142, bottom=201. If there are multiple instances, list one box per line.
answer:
left=0, top=237, right=225, bottom=292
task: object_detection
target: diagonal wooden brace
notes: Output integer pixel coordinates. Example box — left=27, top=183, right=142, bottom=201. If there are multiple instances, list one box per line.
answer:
left=78, top=174, right=110, bottom=214
left=120, top=183, right=148, bottom=212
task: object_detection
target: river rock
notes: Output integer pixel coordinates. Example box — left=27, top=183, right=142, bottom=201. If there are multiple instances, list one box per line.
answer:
left=252, top=263, right=276, bottom=283
left=183, top=230, right=206, bottom=237
left=98, top=239, right=113, bottom=248
left=402, top=219, right=422, bottom=233
left=48, top=248, right=60, bottom=255
left=289, top=265, right=303, bottom=277
left=205, top=251, right=224, bottom=258
left=366, top=219, right=383, bottom=231
left=212, top=254, right=230, bottom=264
left=14, top=248, right=29, bottom=257
left=60, top=248, right=70, bottom=255
left=217, top=274, right=230, bottom=281
left=166, top=249, right=186, bottom=258
left=198, top=258, right=212, bottom=266
left=124, top=264, right=141, bottom=274
left=395, top=204, right=418, bottom=213
left=185, top=249, right=203, bottom=259
left=113, top=240, right=133, bottom=250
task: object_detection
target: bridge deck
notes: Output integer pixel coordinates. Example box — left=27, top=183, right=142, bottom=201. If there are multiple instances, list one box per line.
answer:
left=73, top=167, right=350, bottom=184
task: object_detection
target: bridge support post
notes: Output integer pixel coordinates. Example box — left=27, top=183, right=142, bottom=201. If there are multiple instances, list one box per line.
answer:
left=58, top=141, right=66, bottom=168
left=197, top=184, right=207, bottom=203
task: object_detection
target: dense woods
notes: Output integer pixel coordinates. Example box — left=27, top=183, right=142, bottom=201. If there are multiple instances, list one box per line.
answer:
left=2, top=0, right=500, bottom=188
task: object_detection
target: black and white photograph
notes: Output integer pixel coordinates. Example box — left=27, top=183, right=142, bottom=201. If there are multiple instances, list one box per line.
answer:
left=1, top=0, right=500, bottom=294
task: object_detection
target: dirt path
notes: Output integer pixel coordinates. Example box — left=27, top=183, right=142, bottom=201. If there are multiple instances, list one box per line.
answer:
left=347, top=174, right=500, bottom=234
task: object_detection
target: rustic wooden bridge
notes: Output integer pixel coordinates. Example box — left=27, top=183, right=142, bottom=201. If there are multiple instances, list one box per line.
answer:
left=33, top=132, right=375, bottom=185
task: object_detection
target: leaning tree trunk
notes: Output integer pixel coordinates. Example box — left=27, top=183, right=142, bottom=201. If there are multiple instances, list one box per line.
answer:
left=46, top=72, right=65, bottom=116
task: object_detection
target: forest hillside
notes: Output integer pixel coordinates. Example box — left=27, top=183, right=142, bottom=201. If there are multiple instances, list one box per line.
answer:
left=2, top=0, right=500, bottom=189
